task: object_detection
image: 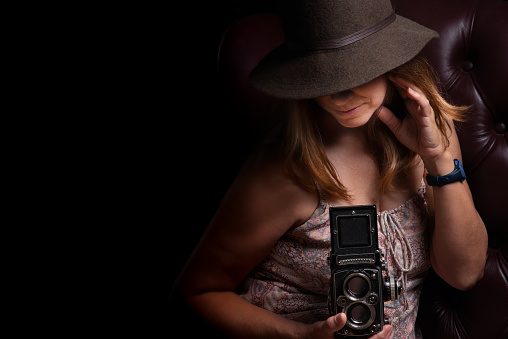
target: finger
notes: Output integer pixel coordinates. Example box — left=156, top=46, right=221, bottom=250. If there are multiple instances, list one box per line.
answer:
left=406, top=87, right=431, bottom=110
left=376, top=106, right=401, bottom=134
left=387, top=75, right=410, bottom=100
left=388, top=76, right=426, bottom=105
left=388, top=76, right=433, bottom=118
left=388, top=75, right=423, bottom=94
left=388, top=75, right=428, bottom=107
left=323, top=313, right=347, bottom=332
left=405, top=88, right=436, bottom=125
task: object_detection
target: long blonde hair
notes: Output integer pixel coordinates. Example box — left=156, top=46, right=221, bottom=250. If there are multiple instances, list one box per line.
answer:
left=270, top=55, right=469, bottom=200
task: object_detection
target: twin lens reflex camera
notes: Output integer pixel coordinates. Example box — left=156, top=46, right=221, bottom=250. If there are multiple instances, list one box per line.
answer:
left=328, top=205, right=401, bottom=337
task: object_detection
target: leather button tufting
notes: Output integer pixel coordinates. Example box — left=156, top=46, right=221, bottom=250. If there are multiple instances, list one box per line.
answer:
left=462, top=60, right=474, bottom=72
left=494, top=122, right=506, bottom=134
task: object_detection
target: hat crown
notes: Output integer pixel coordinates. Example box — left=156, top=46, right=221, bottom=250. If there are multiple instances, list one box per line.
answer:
left=279, top=0, right=394, bottom=44
left=250, top=0, right=438, bottom=99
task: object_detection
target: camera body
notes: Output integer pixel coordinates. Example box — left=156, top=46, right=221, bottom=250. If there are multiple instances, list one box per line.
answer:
left=329, top=205, right=400, bottom=337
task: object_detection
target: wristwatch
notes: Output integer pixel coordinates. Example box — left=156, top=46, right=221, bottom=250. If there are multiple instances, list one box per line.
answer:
left=426, top=159, right=466, bottom=187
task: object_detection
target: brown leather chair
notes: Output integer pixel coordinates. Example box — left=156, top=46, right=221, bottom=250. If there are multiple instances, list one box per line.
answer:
left=214, top=0, right=508, bottom=337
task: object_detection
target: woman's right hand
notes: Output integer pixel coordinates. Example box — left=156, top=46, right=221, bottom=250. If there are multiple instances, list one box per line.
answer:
left=303, top=313, right=393, bottom=339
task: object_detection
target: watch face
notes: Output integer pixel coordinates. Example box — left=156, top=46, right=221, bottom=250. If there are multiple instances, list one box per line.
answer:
left=455, top=159, right=466, bottom=181
left=459, top=166, right=466, bottom=178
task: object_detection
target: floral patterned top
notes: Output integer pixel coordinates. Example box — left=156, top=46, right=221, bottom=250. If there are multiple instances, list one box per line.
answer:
left=237, top=181, right=431, bottom=339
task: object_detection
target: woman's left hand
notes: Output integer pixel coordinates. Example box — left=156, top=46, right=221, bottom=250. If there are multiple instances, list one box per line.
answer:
left=376, top=75, right=446, bottom=163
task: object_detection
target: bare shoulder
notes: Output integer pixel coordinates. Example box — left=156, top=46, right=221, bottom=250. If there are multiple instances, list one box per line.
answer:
left=179, top=147, right=319, bottom=291
left=221, top=146, right=318, bottom=233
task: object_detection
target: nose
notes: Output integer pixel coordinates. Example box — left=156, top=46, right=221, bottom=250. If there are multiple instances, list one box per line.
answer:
left=330, top=90, right=354, bottom=103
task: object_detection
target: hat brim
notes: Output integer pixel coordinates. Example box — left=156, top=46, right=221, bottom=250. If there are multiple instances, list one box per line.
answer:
left=249, top=15, right=438, bottom=100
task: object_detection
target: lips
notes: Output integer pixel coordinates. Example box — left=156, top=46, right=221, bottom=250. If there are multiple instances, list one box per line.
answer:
left=334, top=104, right=363, bottom=115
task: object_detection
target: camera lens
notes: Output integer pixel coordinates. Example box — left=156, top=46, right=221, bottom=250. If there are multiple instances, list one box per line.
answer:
left=344, top=301, right=376, bottom=330
left=346, top=275, right=370, bottom=298
left=348, top=303, right=371, bottom=325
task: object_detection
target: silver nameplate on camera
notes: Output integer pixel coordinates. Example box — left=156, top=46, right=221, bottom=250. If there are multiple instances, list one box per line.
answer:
left=336, top=253, right=376, bottom=266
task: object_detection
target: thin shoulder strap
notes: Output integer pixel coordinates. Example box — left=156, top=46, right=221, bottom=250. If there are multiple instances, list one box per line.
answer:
left=313, top=179, right=328, bottom=207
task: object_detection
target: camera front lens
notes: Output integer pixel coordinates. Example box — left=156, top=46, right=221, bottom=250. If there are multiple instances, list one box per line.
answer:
left=346, top=276, right=370, bottom=298
left=344, top=301, right=376, bottom=330
left=348, top=303, right=371, bottom=325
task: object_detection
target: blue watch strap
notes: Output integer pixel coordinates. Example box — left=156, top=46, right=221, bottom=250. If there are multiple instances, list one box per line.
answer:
left=426, top=159, right=466, bottom=187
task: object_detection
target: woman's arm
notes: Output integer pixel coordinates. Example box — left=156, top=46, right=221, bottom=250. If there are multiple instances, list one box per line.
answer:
left=377, top=76, right=488, bottom=291
left=171, top=150, right=363, bottom=338
left=173, top=152, right=303, bottom=337
left=422, top=127, right=487, bottom=291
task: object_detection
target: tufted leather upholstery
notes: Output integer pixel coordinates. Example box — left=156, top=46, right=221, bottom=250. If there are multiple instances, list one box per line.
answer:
left=392, top=1, right=508, bottom=338
left=217, top=0, right=508, bottom=337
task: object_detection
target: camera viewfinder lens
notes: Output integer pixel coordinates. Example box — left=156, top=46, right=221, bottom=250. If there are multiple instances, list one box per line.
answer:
left=347, top=276, right=369, bottom=298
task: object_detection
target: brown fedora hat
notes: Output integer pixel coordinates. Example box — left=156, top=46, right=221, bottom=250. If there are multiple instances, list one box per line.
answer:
left=249, top=0, right=438, bottom=100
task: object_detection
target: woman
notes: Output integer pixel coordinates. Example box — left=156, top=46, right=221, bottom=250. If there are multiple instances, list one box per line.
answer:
left=172, top=0, right=487, bottom=338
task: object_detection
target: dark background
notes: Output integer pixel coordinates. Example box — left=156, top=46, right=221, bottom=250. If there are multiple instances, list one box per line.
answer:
left=169, top=0, right=274, bottom=279
left=164, top=0, right=276, bottom=332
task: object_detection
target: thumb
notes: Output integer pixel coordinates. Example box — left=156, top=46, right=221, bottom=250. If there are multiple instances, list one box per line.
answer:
left=376, top=106, right=401, bottom=134
left=323, top=313, right=347, bottom=332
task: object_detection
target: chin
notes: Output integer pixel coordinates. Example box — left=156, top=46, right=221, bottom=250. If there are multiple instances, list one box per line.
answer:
left=338, top=116, right=372, bottom=129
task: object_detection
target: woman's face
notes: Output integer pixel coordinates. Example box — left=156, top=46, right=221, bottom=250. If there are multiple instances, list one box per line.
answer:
left=314, top=75, right=388, bottom=128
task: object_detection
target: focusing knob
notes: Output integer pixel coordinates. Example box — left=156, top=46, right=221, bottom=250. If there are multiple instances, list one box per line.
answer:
left=383, top=275, right=401, bottom=301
